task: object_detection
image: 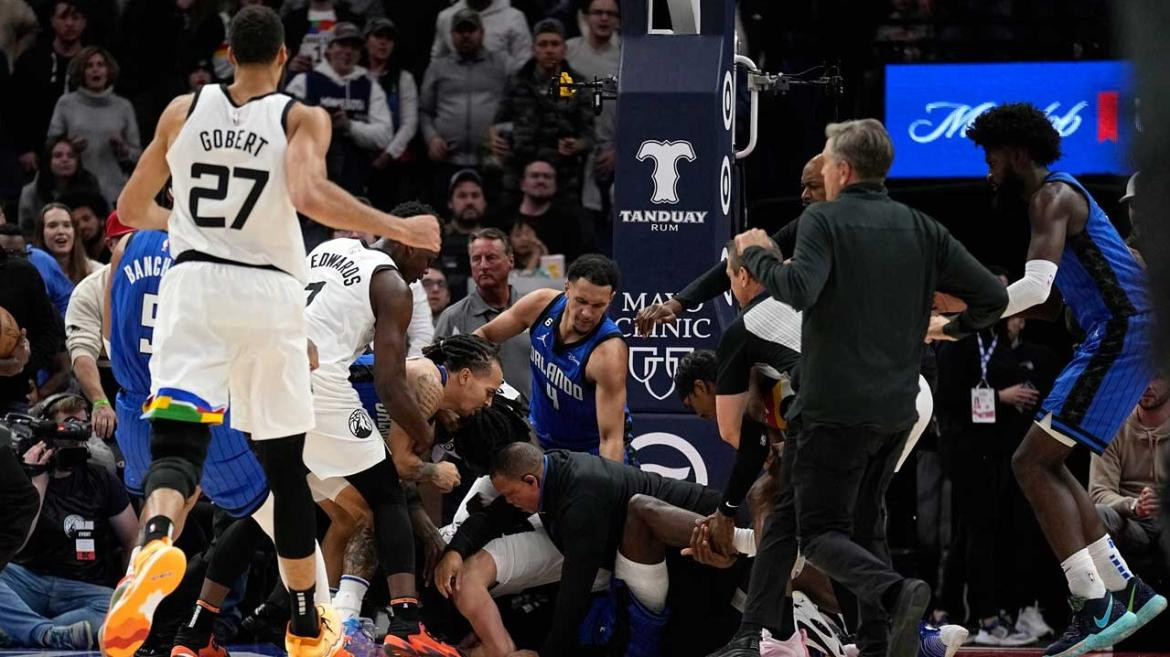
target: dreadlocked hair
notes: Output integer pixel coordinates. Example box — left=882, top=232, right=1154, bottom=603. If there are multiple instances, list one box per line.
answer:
left=422, top=334, right=500, bottom=373
left=437, top=393, right=533, bottom=475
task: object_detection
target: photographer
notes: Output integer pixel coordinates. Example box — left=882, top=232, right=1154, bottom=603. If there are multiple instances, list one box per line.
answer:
left=0, top=395, right=136, bottom=650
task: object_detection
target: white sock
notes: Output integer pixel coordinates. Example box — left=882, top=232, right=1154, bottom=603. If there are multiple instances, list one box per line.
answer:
left=1061, top=548, right=1106, bottom=599
left=332, top=575, right=370, bottom=622
left=614, top=553, right=668, bottom=613
left=1087, top=534, right=1133, bottom=592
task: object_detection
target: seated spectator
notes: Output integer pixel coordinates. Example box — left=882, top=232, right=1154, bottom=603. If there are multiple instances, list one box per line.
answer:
left=438, top=168, right=488, bottom=301
left=60, top=190, right=111, bottom=263
left=0, top=236, right=63, bottom=414
left=0, top=393, right=137, bottom=649
left=1090, top=374, right=1169, bottom=571
left=283, top=0, right=361, bottom=74
left=285, top=22, right=391, bottom=200
left=435, top=228, right=532, bottom=401
left=0, top=224, right=74, bottom=318
left=566, top=0, right=620, bottom=215
left=421, top=268, right=450, bottom=325
left=18, top=137, right=101, bottom=234
left=11, top=0, right=88, bottom=178
left=431, top=0, right=530, bottom=73
left=365, top=18, right=419, bottom=209
left=507, top=156, right=594, bottom=265
left=419, top=9, right=509, bottom=196
left=492, top=18, right=595, bottom=209
left=47, top=46, right=140, bottom=206
left=32, top=203, right=98, bottom=285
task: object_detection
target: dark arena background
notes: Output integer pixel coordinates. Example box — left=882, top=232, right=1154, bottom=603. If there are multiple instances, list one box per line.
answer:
left=0, top=0, right=1168, bottom=656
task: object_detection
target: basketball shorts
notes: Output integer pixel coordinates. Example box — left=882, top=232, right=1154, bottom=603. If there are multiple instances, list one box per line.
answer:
left=482, top=516, right=612, bottom=597
left=303, top=399, right=386, bottom=481
left=143, top=262, right=314, bottom=440
left=116, top=390, right=268, bottom=517
left=1037, top=313, right=1153, bottom=454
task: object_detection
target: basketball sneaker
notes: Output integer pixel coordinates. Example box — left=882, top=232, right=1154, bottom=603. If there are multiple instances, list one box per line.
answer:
left=973, top=616, right=1036, bottom=646
left=1112, top=576, right=1167, bottom=641
left=384, top=617, right=464, bottom=657
left=340, top=617, right=380, bottom=657
left=1043, top=594, right=1137, bottom=657
left=793, top=591, right=848, bottom=657
left=286, top=604, right=349, bottom=657
left=704, top=629, right=760, bottom=657
left=760, top=628, right=810, bottom=657
left=1017, top=604, right=1056, bottom=640
left=102, top=538, right=187, bottom=657
left=170, top=633, right=229, bottom=657
left=919, top=622, right=969, bottom=657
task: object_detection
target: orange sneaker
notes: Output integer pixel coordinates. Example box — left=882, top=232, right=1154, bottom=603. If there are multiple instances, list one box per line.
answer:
left=170, top=633, right=229, bottom=657
left=101, top=538, right=186, bottom=657
left=286, top=604, right=350, bottom=657
left=385, top=620, right=464, bottom=657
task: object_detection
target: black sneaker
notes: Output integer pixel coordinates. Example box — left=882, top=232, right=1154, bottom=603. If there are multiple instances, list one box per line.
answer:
left=705, top=629, right=761, bottom=657
left=1043, top=594, right=1137, bottom=657
left=1113, top=577, right=1168, bottom=641
left=238, top=602, right=287, bottom=645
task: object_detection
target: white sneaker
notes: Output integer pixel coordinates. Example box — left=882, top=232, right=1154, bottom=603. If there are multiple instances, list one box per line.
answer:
left=1016, top=604, right=1055, bottom=639
left=973, top=618, right=1036, bottom=647
left=761, top=628, right=810, bottom=657
left=793, top=591, right=848, bottom=657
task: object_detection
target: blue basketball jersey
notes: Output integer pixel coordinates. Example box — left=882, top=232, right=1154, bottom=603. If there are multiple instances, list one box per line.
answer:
left=528, top=294, right=627, bottom=452
left=1045, top=172, right=1149, bottom=329
left=109, top=231, right=172, bottom=394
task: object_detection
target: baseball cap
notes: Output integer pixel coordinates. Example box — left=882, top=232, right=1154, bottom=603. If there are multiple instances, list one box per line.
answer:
left=329, top=22, right=363, bottom=46
left=449, top=168, right=483, bottom=195
left=1120, top=172, right=1138, bottom=204
left=364, top=17, right=397, bottom=39
left=533, top=17, right=565, bottom=38
left=452, top=8, right=482, bottom=31
left=106, top=211, right=133, bottom=239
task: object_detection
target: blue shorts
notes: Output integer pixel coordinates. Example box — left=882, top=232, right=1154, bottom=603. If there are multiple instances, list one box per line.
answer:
left=1037, top=314, right=1153, bottom=454
left=116, top=391, right=269, bottom=517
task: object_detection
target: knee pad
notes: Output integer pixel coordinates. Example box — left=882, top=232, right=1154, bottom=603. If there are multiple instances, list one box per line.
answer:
left=144, top=420, right=212, bottom=499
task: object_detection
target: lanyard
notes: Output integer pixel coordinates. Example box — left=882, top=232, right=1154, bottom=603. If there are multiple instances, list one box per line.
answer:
left=976, top=333, right=998, bottom=385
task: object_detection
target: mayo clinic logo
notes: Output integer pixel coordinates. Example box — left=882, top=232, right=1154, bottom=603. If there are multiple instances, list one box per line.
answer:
left=634, top=432, right=710, bottom=485
left=629, top=346, right=694, bottom=401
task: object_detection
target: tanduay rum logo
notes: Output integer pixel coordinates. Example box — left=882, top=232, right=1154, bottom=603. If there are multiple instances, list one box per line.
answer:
left=622, top=139, right=707, bottom=231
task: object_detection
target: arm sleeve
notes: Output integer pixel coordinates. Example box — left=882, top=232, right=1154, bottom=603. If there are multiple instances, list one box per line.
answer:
left=385, top=72, right=418, bottom=159
left=719, top=417, right=768, bottom=514
left=1089, top=444, right=1133, bottom=516
left=1001, top=259, right=1058, bottom=318
left=348, top=83, right=392, bottom=151
left=934, top=226, right=1010, bottom=339
left=64, top=271, right=104, bottom=364
left=405, top=281, right=433, bottom=359
left=540, top=502, right=608, bottom=656
left=742, top=211, right=832, bottom=310
left=673, top=258, right=731, bottom=309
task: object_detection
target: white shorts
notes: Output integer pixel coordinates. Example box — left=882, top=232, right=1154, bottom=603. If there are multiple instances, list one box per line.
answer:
left=303, top=402, right=386, bottom=479
left=146, top=262, right=314, bottom=440
left=482, top=517, right=611, bottom=597
left=307, top=472, right=349, bottom=503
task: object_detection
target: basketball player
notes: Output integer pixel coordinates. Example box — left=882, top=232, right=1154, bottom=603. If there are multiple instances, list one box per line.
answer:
left=958, top=103, right=1165, bottom=657
left=474, top=254, right=629, bottom=461
left=103, top=6, right=440, bottom=657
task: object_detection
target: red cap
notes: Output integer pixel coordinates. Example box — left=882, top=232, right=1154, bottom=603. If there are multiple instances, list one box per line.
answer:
left=106, top=211, right=134, bottom=239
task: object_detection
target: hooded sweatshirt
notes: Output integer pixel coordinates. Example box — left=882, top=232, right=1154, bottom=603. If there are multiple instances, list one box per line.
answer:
left=1089, top=408, right=1170, bottom=517
left=431, top=0, right=531, bottom=73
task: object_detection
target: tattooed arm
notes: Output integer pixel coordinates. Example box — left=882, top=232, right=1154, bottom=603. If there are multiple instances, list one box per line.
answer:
left=388, top=362, right=461, bottom=492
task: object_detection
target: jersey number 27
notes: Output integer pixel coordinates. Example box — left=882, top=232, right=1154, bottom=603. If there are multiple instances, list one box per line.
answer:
left=189, top=163, right=269, bottom=229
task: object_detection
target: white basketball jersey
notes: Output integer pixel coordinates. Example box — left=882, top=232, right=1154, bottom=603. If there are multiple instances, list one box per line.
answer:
left=304, top=238, right=397, bottom=408
left=166, top=84, right=307, bottom=281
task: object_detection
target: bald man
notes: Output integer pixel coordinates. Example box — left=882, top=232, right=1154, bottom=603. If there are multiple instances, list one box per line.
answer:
left=635, top=154, right=825, bottom=334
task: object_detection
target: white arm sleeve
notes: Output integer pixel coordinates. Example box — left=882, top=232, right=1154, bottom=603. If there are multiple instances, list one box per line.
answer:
left=733, top=527, right=756, bottom=556
left=1001, top=259, right=1058, bottom=318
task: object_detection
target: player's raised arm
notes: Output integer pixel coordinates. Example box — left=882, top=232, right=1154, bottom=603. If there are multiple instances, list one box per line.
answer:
left=117, top=95, right=191, bottom=230
left=474, top=287, right=560, bottom=344
left=284, top=104, right=440, bottom=252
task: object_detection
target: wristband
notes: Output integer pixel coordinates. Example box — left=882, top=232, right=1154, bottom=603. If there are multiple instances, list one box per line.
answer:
left=93, top=399, right=110, bottom=410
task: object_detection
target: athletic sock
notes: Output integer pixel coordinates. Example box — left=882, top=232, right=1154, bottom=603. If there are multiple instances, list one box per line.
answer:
left=389, top=597, right=422, bottom=633
left=614, top=553, right=668, bottom=613
left=332, top=575, right=370, bottom=623
left=142, top=515, right=174, bottom=545
left=288, top=586, right=319, bottom=638
left=177, top=600, right=220, bottom=648
left=1061, top=548, right=1107, bottom=600
left=1087, top=534, right=1134, bottom=592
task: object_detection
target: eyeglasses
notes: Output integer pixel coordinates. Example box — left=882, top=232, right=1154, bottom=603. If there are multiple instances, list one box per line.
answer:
left=422, top=279, right=448, bottom=289
left=589, top=9, right=619, bottom=17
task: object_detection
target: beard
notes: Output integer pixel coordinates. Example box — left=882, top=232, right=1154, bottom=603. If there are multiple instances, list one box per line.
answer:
left=991, top=169, right=1027, bottom=214
left=1139, top=389, right=1170, bottom=411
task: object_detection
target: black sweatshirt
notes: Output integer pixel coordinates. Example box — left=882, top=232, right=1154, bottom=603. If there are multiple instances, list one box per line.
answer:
left=446, top=450, right=719, bottom=656
left=674, top=215, right=801, bottom=309
left=0, top=254, right=64, bottom=406
left=741, top=183, right=1007, bottom=432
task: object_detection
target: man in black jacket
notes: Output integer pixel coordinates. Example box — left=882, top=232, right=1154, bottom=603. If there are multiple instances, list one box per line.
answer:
left=710, top=118, right=1008, bottom=657
left=434, top=443, right=718, bottom=657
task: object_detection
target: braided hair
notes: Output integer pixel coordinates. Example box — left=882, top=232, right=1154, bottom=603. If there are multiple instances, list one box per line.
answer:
left=437, top=392, right=533, bottom=475
left=422, top=334, right=500, bottom=374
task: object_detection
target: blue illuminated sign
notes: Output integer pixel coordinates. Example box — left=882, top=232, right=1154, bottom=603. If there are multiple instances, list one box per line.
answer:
left=885, top=61, right=1133, bottom=178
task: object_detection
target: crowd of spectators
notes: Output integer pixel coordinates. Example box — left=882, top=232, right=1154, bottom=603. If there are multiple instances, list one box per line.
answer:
left=0, top=0, right=1161, bottom=653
